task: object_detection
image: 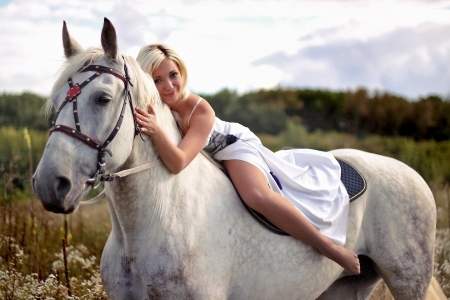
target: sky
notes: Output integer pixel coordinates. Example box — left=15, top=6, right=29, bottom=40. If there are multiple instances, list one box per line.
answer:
left=0, top=0, right=449, bottom=100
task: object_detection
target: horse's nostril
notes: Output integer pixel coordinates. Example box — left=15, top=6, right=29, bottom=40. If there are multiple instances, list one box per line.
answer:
left=56, top=176, right=71, bottom=201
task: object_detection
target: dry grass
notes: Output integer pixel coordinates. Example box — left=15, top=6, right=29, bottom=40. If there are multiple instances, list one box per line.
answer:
left=0, top=197, right=110, bottom=299
left=1, top=192, right=449, bottom=299
left=431, top=184, right=450, bottom=229
left=370, top=276, right=447, bottom=300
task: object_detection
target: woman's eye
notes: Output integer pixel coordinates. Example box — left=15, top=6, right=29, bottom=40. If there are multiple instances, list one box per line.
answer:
left=97, top=96, right=112, bottom=104
left=170, top=72, right=178, bottom=78
left=154, top=79, right=162, bottom=84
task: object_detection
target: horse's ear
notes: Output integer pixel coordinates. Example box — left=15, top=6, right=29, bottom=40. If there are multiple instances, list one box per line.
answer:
left=62, top=21, right=84, bottom=59
left=101, top=18, right=118, bottom=61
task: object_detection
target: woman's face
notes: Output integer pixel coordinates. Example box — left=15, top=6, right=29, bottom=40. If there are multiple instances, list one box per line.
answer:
left=152, top=58, right=183, bottom=104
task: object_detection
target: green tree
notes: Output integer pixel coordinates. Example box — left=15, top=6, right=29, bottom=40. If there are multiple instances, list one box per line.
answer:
left=0, top=92, right=50, bottom=130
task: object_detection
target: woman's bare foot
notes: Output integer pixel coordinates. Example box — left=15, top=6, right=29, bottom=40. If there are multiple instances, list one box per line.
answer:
left=319, top=244, right=360, bottom=275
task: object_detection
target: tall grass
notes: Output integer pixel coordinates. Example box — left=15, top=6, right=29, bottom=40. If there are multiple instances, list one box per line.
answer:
left=434, top=228, right=450, bottom=296
left=0, top=124, right=449, bottom=298
left=0, top=197, right=110, bottom=299
left=1, top=198, right=449, bottom=299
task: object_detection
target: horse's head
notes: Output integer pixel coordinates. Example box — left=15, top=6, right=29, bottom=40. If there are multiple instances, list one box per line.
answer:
left=33, top=18, right=162, bottom=213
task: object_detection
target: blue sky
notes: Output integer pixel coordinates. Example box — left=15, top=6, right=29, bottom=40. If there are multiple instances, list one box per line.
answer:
left=0, top=0, right=449, bottom=100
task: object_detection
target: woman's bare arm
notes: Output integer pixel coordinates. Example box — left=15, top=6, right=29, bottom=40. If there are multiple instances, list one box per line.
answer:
left=135, top=100, right=214, bottom=174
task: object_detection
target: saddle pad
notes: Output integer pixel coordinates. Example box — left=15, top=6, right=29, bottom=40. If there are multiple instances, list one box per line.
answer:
left=335, top=157, right=367, bottom=203
left=227, top=155, right=367, bottom=236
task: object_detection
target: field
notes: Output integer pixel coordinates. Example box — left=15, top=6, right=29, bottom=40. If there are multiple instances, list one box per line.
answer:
left=0, top=196, right=110, bottom=299
left=0, top=116, right=449, bottom=298
left=0, top=186, right=449, bottom=299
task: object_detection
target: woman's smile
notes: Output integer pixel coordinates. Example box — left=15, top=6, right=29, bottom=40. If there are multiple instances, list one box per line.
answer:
left=152, top=58, right=183, bottom=104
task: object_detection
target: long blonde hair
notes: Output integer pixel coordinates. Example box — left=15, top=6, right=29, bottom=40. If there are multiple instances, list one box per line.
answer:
left=137, top=44, right=190, bottom=102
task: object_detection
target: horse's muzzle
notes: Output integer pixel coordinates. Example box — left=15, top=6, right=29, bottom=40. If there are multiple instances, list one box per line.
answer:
left=32, top=174, right=78, bottom=214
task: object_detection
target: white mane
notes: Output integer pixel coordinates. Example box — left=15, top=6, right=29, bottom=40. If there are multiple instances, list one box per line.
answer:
left=123, top=55, right=160, bottom=108
left=46, top=47, right=160, bottom=114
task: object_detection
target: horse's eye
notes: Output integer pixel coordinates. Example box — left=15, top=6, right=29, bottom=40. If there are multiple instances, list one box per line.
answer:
left=97, top=96, right=112, bottom=104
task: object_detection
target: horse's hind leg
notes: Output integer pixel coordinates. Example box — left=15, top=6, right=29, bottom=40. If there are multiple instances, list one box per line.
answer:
left=364, top=165, right=436, bottom=300
left=317, top=256, right=381, bottom=300
left=328, top=150, right=436, bottom=300
left=366, top=215, right=434, bottom=299
left=372, top=251, right=433, bottom=300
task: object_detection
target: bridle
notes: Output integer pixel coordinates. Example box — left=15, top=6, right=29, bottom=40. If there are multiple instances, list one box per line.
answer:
left=50, top=58, right=141, bottom=188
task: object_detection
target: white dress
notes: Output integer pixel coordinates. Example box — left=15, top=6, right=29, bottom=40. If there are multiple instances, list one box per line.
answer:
left=190, top=99, right=350, bottom=246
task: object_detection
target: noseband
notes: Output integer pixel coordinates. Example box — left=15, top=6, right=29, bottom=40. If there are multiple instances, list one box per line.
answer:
left=50, top=58, right=139, bottom=188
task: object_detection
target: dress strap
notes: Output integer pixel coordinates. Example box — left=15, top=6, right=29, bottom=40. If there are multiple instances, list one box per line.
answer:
left=187, top=97, right=203, bottom=127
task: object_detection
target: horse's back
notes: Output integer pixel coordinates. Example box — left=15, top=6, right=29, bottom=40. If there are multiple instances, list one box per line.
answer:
left=330, top=148, right=436, bottom=300
left=189, top=154, right=348, bottom=299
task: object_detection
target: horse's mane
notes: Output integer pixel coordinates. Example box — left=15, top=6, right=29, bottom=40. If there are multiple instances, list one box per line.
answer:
left=123, top=55, right=160, bottom=108
left=45, top=47, right=160, bottom=114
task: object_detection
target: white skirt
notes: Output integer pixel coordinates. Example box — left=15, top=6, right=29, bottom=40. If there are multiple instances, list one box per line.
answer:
left=209, top=118, right=350, bottom=246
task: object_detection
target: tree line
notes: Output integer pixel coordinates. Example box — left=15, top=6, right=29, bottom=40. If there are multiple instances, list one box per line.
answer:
left=0, top=89, right=449, bottom=194
left=0, top=92, right=51, bottom=131
left=1, top=89, right=449, bottom=142
left=201, top=88, right=450, bottom=141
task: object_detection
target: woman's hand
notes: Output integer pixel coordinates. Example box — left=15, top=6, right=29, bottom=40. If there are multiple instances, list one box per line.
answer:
left=135, top=105, right=160, bottom=136
left=134, top=96, right=215, bottom=174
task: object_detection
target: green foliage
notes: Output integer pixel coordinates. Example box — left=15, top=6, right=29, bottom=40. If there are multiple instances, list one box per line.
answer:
left=0, top=127, right=48, bottom=196
left=296, top=89, right=346, bottom=132
left=0, top=93, right=50, bottom=131
left=3, top=89, right=450, bottom=141
left=0, top=92, right=51, bottom=194
left=357, top=135, right=450, bottom=183
left=341, top=90, right=450, bottom=141
left=259, top=119, right=450, bottom=184
left=201, top=88, right=287, bottom=135
left=204, top=87, right=450, bottom=141
left=1, top=89, right=450, bottom=188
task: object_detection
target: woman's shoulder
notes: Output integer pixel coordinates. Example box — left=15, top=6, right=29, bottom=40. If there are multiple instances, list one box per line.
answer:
left=188, top=94, right=215, bottom=116
left=186, top=94, right=215, bottom=127
left=188, top=93, right=209, bottom=106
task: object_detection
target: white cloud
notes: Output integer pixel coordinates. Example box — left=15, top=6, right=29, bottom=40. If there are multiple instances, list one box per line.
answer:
left=255, top=22, right=450, bottom=98
left=0, top=0, right=450, bottom=99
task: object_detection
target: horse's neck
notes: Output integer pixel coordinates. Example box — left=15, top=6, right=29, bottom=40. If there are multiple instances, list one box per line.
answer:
left=106, top=106, right=196, bottom=241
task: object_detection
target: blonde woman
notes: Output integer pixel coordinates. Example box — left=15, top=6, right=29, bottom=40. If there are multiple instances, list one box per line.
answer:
left=134, top=44, right=360, bottom=275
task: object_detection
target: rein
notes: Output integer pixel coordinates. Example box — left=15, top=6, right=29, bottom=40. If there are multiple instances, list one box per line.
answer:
left=80, top=151, right=217, bottom=205
left=80, top=159, right=163, bottom=205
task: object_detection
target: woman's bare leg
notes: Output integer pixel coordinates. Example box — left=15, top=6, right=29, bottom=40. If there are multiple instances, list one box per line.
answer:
left=223, top=159, right=360, bottom=275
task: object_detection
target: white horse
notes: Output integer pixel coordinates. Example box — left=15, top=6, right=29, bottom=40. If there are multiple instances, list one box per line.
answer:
left=33, top=19, right=436, bottom=300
